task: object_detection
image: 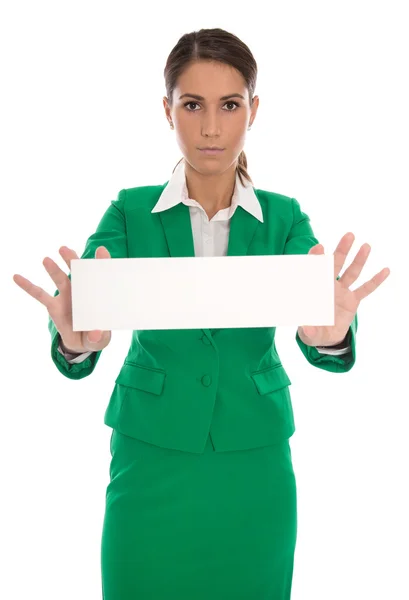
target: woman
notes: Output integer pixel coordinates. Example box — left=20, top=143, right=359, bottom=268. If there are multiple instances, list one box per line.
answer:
left=13, top=28, right=390, bottom=600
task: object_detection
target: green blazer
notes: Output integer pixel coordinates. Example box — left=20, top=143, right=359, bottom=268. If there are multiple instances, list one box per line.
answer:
left=49, top=182, right=357, bottom=453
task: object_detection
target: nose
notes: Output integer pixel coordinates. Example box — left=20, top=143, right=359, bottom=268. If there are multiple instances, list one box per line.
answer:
left=201, top=110, right=221, bottom=137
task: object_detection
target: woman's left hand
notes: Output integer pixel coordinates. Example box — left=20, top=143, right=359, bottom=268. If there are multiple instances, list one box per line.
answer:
left=298, top=232, right=391, bottom=347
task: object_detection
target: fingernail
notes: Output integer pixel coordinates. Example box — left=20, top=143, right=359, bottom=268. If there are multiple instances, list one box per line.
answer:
left=87, top=332, right=102, bottom=343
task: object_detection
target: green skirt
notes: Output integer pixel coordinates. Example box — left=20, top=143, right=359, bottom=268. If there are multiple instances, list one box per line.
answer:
left=101, top=431, right=297, bottom=599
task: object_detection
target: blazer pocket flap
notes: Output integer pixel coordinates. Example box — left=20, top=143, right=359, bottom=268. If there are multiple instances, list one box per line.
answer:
left=115, top=362, right=166, bottom=396
left=251, top=364, right=292, bottom=395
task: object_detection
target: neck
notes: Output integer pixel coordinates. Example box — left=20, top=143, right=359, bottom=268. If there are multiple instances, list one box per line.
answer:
left=184, top=160, right=237, bottom=220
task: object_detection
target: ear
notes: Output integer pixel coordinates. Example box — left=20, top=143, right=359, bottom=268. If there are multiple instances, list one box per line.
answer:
left=163, top=96, right=172, bottom=121
left=250, top=95, right=260, bottom=124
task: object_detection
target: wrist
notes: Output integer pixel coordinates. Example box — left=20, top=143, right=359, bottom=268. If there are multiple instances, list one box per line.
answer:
left=317, top=330, right=350, bottom=348
left=60, top=336, right=84, bottom=355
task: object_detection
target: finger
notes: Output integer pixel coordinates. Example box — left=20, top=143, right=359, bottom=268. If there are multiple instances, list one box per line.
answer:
left=59, top=246, right=80, bottom=271
left=353, top=267, right=391, bottom=303
left=13, top=273, right=55, bottom=309
left=42, top=255, right=72, bottom=295
left=95, top=246, right=111, bottom=259
left=334, top=232, right=355, bottom=280
left=339, top=243, right=371, bottom=288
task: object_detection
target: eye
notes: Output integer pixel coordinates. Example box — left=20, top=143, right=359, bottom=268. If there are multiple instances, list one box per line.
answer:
left=223, top=101, right=240, bottom=111
left=184, top=101, right=200, bottom=111
left=183, top=101, right=240, bottom=112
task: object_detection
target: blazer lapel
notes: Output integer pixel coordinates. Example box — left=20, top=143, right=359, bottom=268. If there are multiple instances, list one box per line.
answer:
left=158, top=202, right=195, bottom=258
left=226, top=204, right=260, bottom=257
left=157, top=203, right=216, bottom=340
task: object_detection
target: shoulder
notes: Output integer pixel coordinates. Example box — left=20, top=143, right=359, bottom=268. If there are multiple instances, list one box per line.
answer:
left=253, top=187, right=300, bottom=220
left=253, top=187, right=293, bottom=205
left=111, top=183, right=168, bottom=213
left=111, top=182, right=305, bottom=221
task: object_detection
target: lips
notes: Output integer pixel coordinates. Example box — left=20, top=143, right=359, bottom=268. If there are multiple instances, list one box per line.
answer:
left=199, top=148, right=225, bottom=155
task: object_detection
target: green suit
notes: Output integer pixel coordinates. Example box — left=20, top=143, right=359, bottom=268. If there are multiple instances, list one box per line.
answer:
left=49, top=182, right=357, bottom=453
left=48, top=181, right=357, bottom=599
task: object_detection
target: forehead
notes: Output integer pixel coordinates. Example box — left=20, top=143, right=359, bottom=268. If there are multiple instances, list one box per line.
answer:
left=175, top=60, right=248, bottom=99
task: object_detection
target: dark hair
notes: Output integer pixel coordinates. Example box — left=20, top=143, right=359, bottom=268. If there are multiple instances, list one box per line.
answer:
left=164, top=28, right=257, bottom=186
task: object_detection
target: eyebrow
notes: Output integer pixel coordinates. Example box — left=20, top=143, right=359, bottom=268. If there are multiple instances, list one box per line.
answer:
left=179, top=93, right=245, bottom=101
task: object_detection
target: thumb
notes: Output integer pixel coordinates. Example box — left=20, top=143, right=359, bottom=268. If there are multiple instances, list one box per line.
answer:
left=87, top=330, right=103, bottom=343
left=301, top=325, right=318, bottom=337
left=95, top=246, right=111, bottom=259
left=308, top=243, right=324, bottom=254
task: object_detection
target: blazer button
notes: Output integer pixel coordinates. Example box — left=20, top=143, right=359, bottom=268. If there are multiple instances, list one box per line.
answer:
left=201, top=374, right=212, bottom=387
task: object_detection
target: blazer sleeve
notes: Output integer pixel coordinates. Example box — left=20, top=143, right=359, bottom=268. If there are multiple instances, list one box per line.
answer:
left=283, top=197, right=357, bottom=374
left=48, top=189, right=128, bottom=379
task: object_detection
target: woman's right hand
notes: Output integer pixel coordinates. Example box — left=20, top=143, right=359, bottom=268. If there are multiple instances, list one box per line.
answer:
left=13, top=246, right=112, bottom=354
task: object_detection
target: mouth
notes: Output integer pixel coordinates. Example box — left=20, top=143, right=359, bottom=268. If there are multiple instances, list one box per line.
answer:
left=198, top=147, right=225, bottom=155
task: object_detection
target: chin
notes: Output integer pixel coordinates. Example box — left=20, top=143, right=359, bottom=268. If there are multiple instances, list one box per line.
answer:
left=185, top=154, right=233, bottom=175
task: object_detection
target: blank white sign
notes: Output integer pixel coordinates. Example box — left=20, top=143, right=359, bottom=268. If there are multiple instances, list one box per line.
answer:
left=70, top=254, right=335, bottom=331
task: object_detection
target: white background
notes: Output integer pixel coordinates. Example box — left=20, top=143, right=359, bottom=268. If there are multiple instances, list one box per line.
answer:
left=2, top=1, right=407, bottom=598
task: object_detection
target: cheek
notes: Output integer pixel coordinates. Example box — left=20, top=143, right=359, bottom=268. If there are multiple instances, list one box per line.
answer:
left=231, top=128, right=247, bottom=147
left=175, top=115, right=198, bottom=141
left=175, top=127, right=191, bottom=149
left=175, top=109, right=195, bottom=126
